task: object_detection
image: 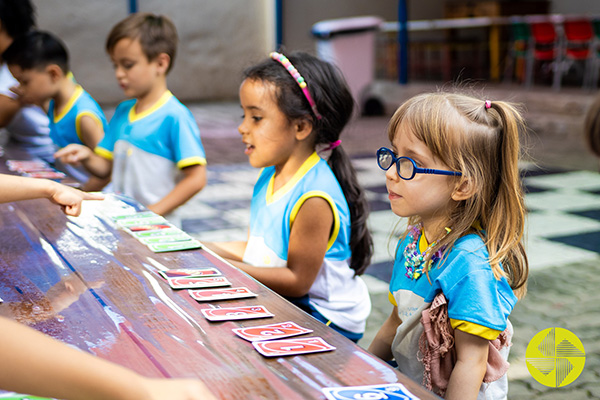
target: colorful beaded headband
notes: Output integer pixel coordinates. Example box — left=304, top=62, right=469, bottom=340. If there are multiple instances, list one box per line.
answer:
left=270, top=52, right=322, bottom=120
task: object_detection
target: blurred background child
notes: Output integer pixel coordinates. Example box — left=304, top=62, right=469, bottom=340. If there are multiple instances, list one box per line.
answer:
left=55, top=13, right=207, bottom=223
left=4, top=30, right=109, bottom=191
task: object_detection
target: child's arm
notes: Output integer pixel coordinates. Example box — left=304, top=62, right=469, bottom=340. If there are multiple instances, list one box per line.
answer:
left=445, top=330, right=489, bottom=400
left=368, top=305, right=401, bottom=361
left=203, top=241, right=248, bottom=262
left=147, top=164, right=206, bottom=216
left=0, top=316, right=216, bottom=400
left=54, top=144, right=113, bottom=179
left=228, top=197, right=332, bottom=297
left=0, top=94, right=20, bottom=127
left=0, top=174, right=103, bottom=216
left=76, top=115, right=111, bottom=191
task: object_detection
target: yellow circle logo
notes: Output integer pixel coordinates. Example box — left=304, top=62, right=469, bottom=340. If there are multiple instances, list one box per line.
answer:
left=526, top=327, right=586, bottom=387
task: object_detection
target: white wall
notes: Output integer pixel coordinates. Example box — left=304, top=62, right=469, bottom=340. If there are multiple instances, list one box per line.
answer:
left=34, top=0, right=272, bottom=105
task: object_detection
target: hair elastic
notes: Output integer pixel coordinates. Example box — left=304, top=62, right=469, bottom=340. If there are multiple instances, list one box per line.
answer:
left=485, top=100, right=492, bottom=109
left=270, top=52, right=322, bottom=120
left=325, top=139, right=341, bottom=150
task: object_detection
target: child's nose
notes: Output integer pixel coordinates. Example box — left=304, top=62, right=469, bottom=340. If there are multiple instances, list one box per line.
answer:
left=385, top=166, right=399, bottom=181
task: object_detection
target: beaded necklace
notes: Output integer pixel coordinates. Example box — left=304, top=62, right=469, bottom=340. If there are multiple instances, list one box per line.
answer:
left=403, top=224, right=450, bottom=280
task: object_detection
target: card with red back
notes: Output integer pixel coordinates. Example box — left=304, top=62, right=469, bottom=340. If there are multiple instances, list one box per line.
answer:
left=6, top=160, right=49, bottom=171
left=189, top=287, right=257, bottom=302
left=201, top=305, right=273, bottom=321
left=159, top=268, right=221, bottom=279
left=127, top=224, right=173, bottom=232
left=167, top=276, right=231, bottom=289
left=232, top=321, right=313, bottom=342
left=252, top=336, right=335, bottom=357
left=26, top=171, right=67, bottom=179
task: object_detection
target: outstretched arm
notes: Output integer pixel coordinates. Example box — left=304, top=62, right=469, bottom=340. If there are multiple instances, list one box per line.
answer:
left=0, top=174, right=103, bottom=216
left=54, top=144, right=113, bottom=179
left=0, top=316, right=216, bottom=400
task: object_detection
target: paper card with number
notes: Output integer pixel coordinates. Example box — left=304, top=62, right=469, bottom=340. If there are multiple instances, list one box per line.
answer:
left=159, top=268, right=221, bottom=279
left=127, top=223, right=173, bottom=232
left=189, top=287, right=256, bottom=302
left=252, top=336, right=335, bottom=357
left=201, top=305, right=273, bottom=321
left=321, top=383, right=420, bottom=400
left=148, top=239, right=201, bottom=253
left=167, top=276, right=231, bottom=289
left=232, top=321, right=313, bottom=342
left=130, top=227, right=184, bottom=238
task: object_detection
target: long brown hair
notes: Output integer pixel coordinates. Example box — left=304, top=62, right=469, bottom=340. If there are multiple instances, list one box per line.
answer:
left=388, top=91, right=528, bottom=298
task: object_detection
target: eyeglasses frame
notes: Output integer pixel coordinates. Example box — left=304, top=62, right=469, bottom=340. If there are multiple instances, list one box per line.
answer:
left=376, top=147, right=462, bottom=180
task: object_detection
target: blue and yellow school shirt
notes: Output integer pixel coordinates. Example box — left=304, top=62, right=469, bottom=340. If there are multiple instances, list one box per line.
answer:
left=242, top=152, right=371, bottom=334
left=48, top=85, right=108, bottom=148
left=95, top=91, right=206, bottom=207
left=389, top=232, right=517, bottom=384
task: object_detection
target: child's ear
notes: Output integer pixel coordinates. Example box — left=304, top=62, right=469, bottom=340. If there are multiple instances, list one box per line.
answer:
left=46, top=65, right=63, bottom=82
left=155, top=53, right=171, bottom=75
left=294, top=117, right=314, bottom=141
left=452, top=177, right=476, bottom=201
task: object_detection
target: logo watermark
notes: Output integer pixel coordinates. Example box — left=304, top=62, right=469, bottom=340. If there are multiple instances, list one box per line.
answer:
left=526, top=327, right=585, bottom=387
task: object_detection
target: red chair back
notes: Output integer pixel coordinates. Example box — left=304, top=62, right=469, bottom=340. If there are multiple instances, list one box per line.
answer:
left=563, top=19, right=593, bottom=42
left=531, top=22, right=557, bottom=44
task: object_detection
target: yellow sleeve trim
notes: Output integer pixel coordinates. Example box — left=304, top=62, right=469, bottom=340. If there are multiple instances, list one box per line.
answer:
left=289, top=190, right=340, bottom=252
left=94, top=147, right=113, bottom=161
left=177, top=156, right=207, bottom=169
left=75, top=112, right=103, bottom=143
left=450, top=319, right=502, bottom=340
left=388, top=291, right=397, bottom=306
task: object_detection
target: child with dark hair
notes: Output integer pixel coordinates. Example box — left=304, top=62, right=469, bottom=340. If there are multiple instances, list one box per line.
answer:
left=205, top=51, right=373, bottom=342
left=0, top=0, right=54, bottom=162
left=4, top=30, right=109, bottom=191
left=55, top=13, right=206, bottom=220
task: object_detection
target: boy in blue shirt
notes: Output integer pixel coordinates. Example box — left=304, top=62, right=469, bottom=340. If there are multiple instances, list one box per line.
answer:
left=55, top=13, right=207, bottom=218
left=3, top=30, right=109, bottom=191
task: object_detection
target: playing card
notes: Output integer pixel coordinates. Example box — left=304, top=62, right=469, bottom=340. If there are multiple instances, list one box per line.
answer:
left=159, top=268, right=221, bottom=279
left=117, top=216, right=168, bottom=227
left=25, top=171, right=66, bottom=179
left=167, top=276, right=231, bottom=289
left=6, top=160, right=49, bottom=171
left=252, top=336, right=335, bottom=357
left=232, top=321, right=312, bottom=342
left=138, top=234, right=194, bottom=244
left=189, top=287, right=256, bottom=302
left=127, top=223, right=172, bottom=232
left=130, top=227, right=184, bottom=238
left=111, top=211, right=159, bottom=221
left=321, top=383, right=420, bottom=400
left=201, top=305, right=273, bottom=321
left=148, top=239, right=202, bottom=252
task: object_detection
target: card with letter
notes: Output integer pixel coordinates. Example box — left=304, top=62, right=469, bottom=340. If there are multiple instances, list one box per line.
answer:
left=159, top=268, right=221, bottom=279
left=322, top=383, right=420, bottom=400
left=167, top=276, right=231, bottom=289
left=201, top=305, right=273, bottom=321
left=232, top=321, right=313, bottom=342
left=189, top=287, right=256, bottom=302
left=148, top=239, right=202, bottom=252
left=253, top=336, right=335, bottom=357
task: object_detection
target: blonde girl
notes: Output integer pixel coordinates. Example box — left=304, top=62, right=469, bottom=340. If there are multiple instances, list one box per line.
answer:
left=369, top=92, right=528, bottom=399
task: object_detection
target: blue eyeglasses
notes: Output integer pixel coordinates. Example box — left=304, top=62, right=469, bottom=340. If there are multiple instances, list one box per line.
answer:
left=376, top=147, right=462, bottom=180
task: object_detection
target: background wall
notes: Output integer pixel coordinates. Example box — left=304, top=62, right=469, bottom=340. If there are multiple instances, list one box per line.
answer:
left=34, top=0, right=272, bottom=105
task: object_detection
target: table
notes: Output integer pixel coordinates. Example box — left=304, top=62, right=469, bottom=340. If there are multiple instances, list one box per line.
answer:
left=0, top=158, right=439, bottom=399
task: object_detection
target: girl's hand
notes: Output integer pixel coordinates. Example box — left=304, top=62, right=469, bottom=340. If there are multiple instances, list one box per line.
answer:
left=143, top=378, right=217, bottom=400
left=54, top=144, right=93, bottom=165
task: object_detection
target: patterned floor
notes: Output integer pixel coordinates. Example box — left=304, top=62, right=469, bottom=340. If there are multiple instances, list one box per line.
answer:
left=179, top=157, right=600, bottom=285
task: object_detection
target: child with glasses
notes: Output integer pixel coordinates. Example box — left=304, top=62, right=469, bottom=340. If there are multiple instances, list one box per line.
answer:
left=369, top=93, right=529, bottom=399
left=204, top=52, right=373, bottom=342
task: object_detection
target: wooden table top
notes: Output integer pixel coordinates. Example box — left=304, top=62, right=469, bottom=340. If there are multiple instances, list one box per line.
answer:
left=0, top=155, right=439, bottom=399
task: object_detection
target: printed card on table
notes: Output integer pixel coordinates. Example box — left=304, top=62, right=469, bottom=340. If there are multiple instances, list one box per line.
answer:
left=139, top=234, right=195, bottom=245
left=111, top=211, right=159, bottom=221
left=25, top=170, right=66, bottom=179
left=252, top=336, right=335, bottom=357
left=131, top=227, right=184, bottom=239
left=6, top=160, right=50, bottom=171
left=322, top=383, right=420, bottom=400
left=201, top=305, right=273, bottom=321
left=189, top=287, right=256, bottom=302
left=159, top=268, right=221, bottom=279
left=232, top=321, right=312, bottom=342
left=127, top=223, right=173, bottom=232
left=148, top=239, right=202, bottom=253
left=167, top=276, right=231, bottom=289
left=117, top=216, right=168, bottom=228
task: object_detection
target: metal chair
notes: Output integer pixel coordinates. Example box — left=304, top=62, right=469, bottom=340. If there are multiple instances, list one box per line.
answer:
left=524, top=20, right=560, bottom=88
left=503, top=19, right=530, bottom=84
left=557, top=18, right=594, bottom=90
